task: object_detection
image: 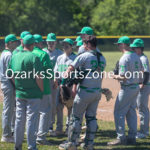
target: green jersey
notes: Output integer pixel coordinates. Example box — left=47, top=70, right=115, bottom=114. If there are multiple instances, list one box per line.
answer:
left=32, top=46, right=53, bottom=95
left=12, top=45, right=23, bottom=55
left=8, top=50, right=43, bottom=99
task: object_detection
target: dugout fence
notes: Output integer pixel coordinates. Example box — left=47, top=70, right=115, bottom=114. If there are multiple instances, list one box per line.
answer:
left=0, top=36, right=150, bottom=52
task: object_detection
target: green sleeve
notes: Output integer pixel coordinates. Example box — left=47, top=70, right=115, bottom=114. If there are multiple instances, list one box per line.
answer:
left=33, top=56, right=43, bottom=73
left=42, top=53, right=54, bottom=80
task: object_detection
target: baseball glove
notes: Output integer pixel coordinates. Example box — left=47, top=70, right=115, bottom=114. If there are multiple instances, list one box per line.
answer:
left=113, top=60, right=119, bottom=75
left=102, top=88, right=113, bottom=102
left=59, top=85, right=73, bottom=108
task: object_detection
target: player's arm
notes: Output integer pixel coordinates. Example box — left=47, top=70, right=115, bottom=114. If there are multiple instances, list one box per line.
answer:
left=11, top=77, right=15, bottom=85
left=63, top=65, right=75, bottom=78
left=64, top=55, right=85, bottom=78
left=140, top=57, right=150, bottom=88
left=113, top=74, right=126, bottom=81
left=36, top=75, right=43, bottom=92
left=72, top=84, right=77, bottom=98
left=114, top=58, right=127, bottom=81
left=53, top=57, right=60, bottom=88
left=34, top=56, right=44, bottom=92
left=6, top=56, right=16, bottom=88
left=140, top=72, right=149, bottom=88
left=43, top=53, right=54, bottom=80
left=100, top=55, right=106, bottom=80
left=113, top=60, right=119, bottom=75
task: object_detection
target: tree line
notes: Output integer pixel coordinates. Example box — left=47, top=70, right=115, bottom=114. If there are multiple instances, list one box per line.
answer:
left=0, top=0, right=150, bottom=36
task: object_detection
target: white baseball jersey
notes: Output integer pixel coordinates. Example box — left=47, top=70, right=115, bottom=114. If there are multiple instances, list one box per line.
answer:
left=0, top=50, right=12, bottom=82
left=119, top=51, right=143, bottom=85
left=54, top=53, right=76, bottom=79
left=71, top=50, right=106, bottom=88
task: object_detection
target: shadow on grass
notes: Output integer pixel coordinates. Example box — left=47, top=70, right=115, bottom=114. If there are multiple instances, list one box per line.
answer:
left=47, top=134, right=67, bottom=145
left=94, top=147, right=150, bottom=150
left=96, top=129, right=116, bottom=138
left=94, top=129, right=150, bottom=150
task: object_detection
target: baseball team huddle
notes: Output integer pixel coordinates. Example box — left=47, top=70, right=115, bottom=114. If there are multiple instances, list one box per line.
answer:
left=0, top=26, right=149, bottom=150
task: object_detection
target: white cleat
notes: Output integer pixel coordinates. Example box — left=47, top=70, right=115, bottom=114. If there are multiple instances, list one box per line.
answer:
left=1, top=136, right=14, bottom=143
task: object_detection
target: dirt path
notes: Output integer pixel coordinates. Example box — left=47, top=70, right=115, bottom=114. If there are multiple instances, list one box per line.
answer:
left=0, top=79, right=150, bottom=124
left=97, top=77, right=120, bottom=121
left=97, top=77, right=150, bottom=124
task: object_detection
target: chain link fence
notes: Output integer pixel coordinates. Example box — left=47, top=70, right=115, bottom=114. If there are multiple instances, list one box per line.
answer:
left=0, top=36, right=150, bottom=52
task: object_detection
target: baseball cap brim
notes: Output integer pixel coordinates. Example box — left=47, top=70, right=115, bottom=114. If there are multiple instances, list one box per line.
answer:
left=130, top=44, right=134, bottom=47
left=12, top=39, right=19, bottom=42
left=46, top=39, right=56, bottom=42
left=61, top=41, right=73, bottom=45
left=77, top=32, right=85, bottom=34
left=35, top=40, right=45, bottom=43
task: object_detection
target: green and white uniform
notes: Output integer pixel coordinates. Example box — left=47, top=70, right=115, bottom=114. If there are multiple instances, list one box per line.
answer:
left=8, top=50, right=43, bottom=150
left=32, top=46, right=53, bottom=142
left=0, top=49, right=15, bottom=138
left=43, top=48, right=63, bottom=130
left=67, top=50, right=106, bottom=146
left=54, top=52, right=76, bottom=132
left=114, top=51, right=143, bottom=140
left=137, top=54, right=150, bottom=135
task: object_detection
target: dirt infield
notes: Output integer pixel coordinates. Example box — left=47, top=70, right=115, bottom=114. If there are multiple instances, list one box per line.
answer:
left=0, top=79, right=150, bottom=123
left=97, top=77, right=120, bottom=121
left=97, top=77, right=150, bottom=124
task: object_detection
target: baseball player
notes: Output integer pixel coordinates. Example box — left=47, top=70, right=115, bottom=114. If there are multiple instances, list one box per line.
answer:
left=12, top=31, right=30, bottom=55
left=32, top=34, right=53, bottom=144
left=54, top=38, right=76, bottom=136
left=130, top=39, right=150, bottom=138
left=59, top=36, right=106, bottom=150
left=7, top=34, right=43, bottom=150
left=74, top=36, right=82, bottom=45
left=43, top=33, right=63, bottom=135
left=108, top=36, right=143, bottom=146
left=0, top=34, right=18, bottom=143
left=76, top=40, right=83, bottom=52
left=77, top=26, right=100, bottom=55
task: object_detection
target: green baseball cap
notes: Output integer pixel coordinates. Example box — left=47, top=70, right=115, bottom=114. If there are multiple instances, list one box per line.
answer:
left=23, top=34, right=35, bottom=45
left=116, top=36, right=130, bottom=44
left=62, top=38, right=74, bottom=45
left=33, top=34, right=44, bottom=43
left=46, top=33, right=56, bottom=41
left=130, top=39, right=144, bottom=48
left=5, top=34, right=18, bottom=43
left=20, top=31, right=30, bottom=39
left=77, top=26, right=93, bottom=35
left=75, top=36, right=82, bottom=42
left=76, top=40, right=83, bottom=46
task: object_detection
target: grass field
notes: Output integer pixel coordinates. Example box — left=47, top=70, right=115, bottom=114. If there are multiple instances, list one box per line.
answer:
left=0, top=102, right=150, bottom=150
left=0, top=51, right=150, bottom=149
left=102, top=51, right=150, bottom=72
